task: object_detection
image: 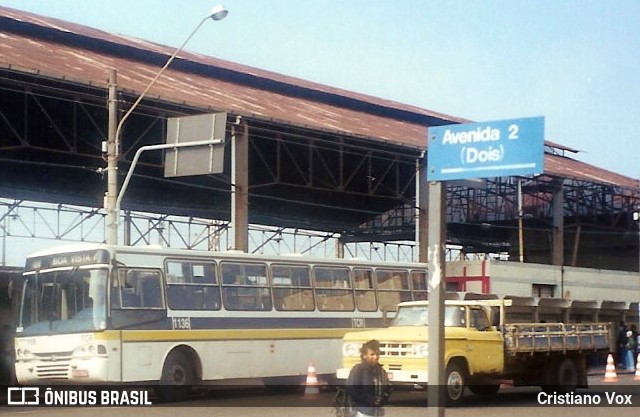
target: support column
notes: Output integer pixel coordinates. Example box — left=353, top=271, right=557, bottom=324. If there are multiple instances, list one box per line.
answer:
left=552, top=181, right=564, bottom=266
left=123, top=211, right=132, bottom=246
left=570, top=224, right=582, bottom=266
left=518, top=180, right=524, bottom=262
left=417, top=156, right=429, bottom=263
left=336, top=237, right=345, bottom=259
left=231, top=117, right=249, bottom=252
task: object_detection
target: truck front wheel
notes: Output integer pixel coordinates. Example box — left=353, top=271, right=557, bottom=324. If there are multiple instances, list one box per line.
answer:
left=445, top=361, right=467, bottom=406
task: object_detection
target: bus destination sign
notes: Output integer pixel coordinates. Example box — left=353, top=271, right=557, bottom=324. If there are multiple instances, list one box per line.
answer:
left=25, top=249, right=110, bottom=271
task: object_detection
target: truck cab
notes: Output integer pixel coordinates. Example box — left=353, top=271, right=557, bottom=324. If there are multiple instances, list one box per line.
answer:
left=337, top=298, right=611, bottom=406
left=337, top=300, right=507, bottom=387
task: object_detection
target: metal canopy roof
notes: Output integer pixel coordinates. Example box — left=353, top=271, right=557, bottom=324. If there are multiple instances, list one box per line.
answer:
left=0, top=6, right=638, bottom=269
left=0, top=6, right=637, bottom=188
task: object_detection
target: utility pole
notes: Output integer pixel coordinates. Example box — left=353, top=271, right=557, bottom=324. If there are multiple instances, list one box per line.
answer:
left=106, top=69, right=118, bottom=245
left=104, top=7, right=227, bottom=246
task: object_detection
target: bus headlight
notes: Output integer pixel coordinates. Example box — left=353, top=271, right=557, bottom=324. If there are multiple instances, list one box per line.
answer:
left=72, top=343, right=107, bottom=358
left=16, top=348, right=35, bottom=360
left=413, top=343, right=428, bottom=357
left=342, top=342, right=360, bottom=357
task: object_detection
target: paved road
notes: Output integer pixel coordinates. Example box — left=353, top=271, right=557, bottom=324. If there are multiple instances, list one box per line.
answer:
left=2, top=373, right=639, bottom=416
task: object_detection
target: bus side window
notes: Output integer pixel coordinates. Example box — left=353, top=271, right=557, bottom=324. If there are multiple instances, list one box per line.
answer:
left=110, top=272, right=140, bottom=309
left=354, top=268, right=376, bottom=312
left=221, top=262, right=271, bottom=311
left=314, top=266, right=354, bottom=312
left=376, top=269, right=411, bottom=312
left=166, top=260, right=220, bottom=311
left=114, top=269, right=163, bottom=309
left=167, top=286, right=190, bottom=309
left=411, top=270, right=428, bottom=301
left=110, top=287, right=121, bottom=308
left=201, top=287, right=221, bottom=310
left=140, top=277, right=162, bottom=308
left=273, top=264, right=314, bottom=311
left=121, top=288, right=140, bottom=308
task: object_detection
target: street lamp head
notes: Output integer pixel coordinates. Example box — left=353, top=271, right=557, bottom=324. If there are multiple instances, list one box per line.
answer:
left=209, top=4, right=229, bottom=21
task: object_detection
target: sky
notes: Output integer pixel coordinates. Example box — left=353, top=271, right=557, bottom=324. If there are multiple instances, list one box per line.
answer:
left=1, top=0, right=639, bottom=179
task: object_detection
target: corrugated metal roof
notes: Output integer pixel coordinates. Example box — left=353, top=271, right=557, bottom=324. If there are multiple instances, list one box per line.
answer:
left=0, top=6, right=637, bottom=190
left=545, top=153, right=638, bottom=189
left=0, top=6, right=466, bottom=123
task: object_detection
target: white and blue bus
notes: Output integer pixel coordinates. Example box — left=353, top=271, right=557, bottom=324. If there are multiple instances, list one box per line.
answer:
left=13, top=243, right=428, bottom=400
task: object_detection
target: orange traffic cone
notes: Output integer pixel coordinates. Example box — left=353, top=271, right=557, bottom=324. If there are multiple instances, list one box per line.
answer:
left=603, top=353, right=618, bottom=382
left=302, top=360, right=321, bottom=399
left=634, top=354, right=640, bottom=381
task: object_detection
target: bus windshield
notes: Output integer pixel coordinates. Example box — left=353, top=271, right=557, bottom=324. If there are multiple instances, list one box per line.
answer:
left=19, top=267, right=108, bottom=336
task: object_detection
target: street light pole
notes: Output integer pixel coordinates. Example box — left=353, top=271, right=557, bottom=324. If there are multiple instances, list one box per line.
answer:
left=106, top=69, right=119, bottom=246
left=116, top=139, right=224, bottom=213
left=105, top=5, right=228, bottom=245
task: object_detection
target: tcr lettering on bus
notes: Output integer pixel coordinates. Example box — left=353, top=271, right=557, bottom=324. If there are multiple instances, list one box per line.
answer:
left=171, top=317, right=191, bottom=330
left=351, top=318, right=365, bottom=328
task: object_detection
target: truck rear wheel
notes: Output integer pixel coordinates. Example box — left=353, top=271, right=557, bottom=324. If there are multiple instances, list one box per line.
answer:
left=556, top=358, right=579, bottom=393
left=445, top=361, right=467, bottom=406
left=542, top=357, right=578, bottom=394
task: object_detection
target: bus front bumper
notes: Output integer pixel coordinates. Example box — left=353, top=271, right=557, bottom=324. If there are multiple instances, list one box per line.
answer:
left=15, top=357, right=111, bottom=384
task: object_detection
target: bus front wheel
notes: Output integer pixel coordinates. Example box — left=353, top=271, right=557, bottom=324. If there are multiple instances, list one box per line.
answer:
left=155, top=351, right=194, bottom=402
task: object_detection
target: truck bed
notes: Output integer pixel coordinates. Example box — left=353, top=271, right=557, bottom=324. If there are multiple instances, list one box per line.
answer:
left=502, top=322, right=612, bottom=355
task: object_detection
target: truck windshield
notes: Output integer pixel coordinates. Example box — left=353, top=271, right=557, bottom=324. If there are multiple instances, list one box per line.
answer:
left=18, top=267, right=108, bottom=336
left=391, top=305, right=466, bottom=327
left=391, top=306, right=428, bottom=326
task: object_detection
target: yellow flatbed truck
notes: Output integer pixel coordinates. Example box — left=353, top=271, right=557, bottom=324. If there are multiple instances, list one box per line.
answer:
left=337, top=299, right=613, bottom=406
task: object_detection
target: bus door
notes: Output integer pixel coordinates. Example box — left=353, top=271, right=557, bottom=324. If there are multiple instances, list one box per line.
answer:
left=110, top=268, right=166, bottom=382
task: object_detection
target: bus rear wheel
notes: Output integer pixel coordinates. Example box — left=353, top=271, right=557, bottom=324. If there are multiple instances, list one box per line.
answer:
left=155, top=351, right=194, bottom=402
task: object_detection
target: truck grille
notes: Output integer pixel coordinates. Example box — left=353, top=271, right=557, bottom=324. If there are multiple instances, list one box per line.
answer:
left=380, top=342, right=413, bottom=357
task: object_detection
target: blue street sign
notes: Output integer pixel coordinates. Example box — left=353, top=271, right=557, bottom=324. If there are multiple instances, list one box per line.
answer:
left=427, top=116, right=544, bottom=181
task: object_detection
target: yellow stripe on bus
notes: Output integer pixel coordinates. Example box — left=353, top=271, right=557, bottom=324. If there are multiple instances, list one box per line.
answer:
left=94, top=327, right=364, bottom=342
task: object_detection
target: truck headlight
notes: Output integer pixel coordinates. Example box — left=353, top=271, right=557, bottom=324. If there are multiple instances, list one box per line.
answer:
left=413, top=343, right=428, bottom=357
left=343, top=342, right=360, bottom=357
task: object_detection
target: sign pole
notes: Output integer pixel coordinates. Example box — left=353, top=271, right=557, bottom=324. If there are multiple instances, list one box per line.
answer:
left=425, top=116, right=544, bottom=414
left=427, top=180, right=446, bottom=417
